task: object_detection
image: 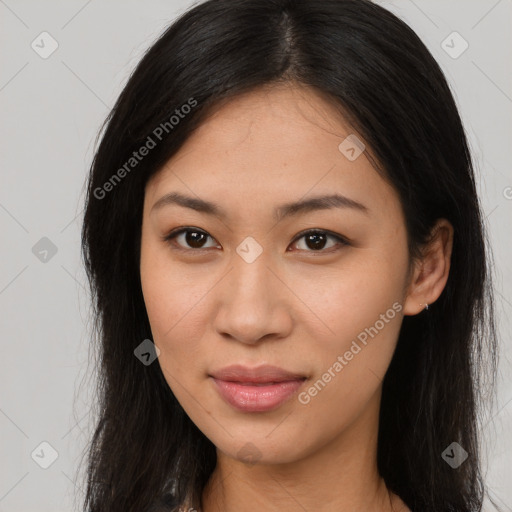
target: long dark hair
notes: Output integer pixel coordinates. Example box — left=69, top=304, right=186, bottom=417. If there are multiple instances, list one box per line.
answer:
left=79, top=0, right=499, bottom=510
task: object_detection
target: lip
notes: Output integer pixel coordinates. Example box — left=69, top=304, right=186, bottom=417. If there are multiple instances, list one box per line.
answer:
left=209, top=364, right=307, bottom=412
left=209, top=364, right=306, bottom=383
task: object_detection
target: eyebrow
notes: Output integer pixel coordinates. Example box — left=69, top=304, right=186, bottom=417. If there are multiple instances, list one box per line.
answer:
left=151, top=191, right=369, bottom=222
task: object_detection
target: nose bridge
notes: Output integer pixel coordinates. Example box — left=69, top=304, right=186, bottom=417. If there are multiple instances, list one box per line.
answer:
left=228, top=244, right=275, bottom=309
left=214, top=241, right=291, bottom=343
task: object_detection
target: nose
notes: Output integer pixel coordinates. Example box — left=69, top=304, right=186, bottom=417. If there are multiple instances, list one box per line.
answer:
left=213, top=251, right=293, bottom=345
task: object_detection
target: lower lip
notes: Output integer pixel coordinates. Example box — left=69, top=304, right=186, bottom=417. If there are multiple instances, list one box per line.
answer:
left=211, top=377, right=306, bottom=412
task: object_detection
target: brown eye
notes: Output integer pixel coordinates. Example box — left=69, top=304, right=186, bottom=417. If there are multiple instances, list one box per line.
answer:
left=163, top=228, right=218, bottom=250
left=290, top=230, right=349, bottom=253
left=163, top=227, right=349, bottom=254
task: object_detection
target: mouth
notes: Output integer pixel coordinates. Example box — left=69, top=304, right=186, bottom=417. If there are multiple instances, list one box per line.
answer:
left=208, top=364, right=307, bottom=412
left=226, top=381, right=298, bottom=386
left=209, top=363, right=306, bottom=383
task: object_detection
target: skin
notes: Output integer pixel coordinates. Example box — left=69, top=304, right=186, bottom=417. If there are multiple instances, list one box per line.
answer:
left=139, top=82, right=454, bottom=512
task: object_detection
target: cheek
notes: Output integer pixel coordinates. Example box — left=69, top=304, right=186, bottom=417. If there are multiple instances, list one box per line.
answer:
left=141, top=274, right=211, bottom=359
left=293, top=246, right=406, bottom=341
left=291, top=247, right=407, bottom=400
left=140, top=241, right=212, bottom=381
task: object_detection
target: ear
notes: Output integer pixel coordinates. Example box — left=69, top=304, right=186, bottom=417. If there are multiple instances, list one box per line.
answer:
left=403, top=218, right=454, bottom=316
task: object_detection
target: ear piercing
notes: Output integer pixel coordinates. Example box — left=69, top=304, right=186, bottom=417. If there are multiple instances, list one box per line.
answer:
left=421, top=303, right=429, bottom=310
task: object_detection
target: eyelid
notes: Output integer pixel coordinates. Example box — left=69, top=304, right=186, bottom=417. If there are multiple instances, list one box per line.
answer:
left=162, top=227, right=350, bottom=253
left=162, top=227, right=219, bottom=252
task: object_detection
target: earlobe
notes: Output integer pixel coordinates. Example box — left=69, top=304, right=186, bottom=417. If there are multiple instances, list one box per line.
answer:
left=402, top=219, right=454, bottom=316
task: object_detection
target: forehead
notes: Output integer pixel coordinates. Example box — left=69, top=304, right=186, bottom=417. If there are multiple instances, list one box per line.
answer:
left=144, top=84, right=402, bottom=222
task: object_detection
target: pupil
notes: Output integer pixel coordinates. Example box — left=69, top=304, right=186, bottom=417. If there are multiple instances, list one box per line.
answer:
left=186, top=231, right=206, bottom=248
left=306, top=233, right=326, bottom=250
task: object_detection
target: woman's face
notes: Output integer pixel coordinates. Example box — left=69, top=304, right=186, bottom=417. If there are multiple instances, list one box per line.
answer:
left=140, top=84, right=414, bottom=464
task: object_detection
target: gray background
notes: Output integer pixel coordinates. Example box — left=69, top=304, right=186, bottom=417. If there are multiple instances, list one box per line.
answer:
left=0, top=0, right=511, bottom=511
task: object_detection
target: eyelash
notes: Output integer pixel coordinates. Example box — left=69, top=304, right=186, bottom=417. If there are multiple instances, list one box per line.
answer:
left=162, top=227, right=350, bottom=254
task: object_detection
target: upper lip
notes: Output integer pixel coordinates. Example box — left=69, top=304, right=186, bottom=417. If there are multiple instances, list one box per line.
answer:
left=209, top=364, right=306, bottom=383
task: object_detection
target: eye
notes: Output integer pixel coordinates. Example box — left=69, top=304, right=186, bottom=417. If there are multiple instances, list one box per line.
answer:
left=162, top=227, right=349, bottom=253
left=289, top=229, right=349, bottom=253
left=163, top=227, right=219, bottom=251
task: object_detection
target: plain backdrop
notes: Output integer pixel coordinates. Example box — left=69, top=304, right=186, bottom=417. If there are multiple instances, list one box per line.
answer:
left=0, top=1, right=511, bottom=511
